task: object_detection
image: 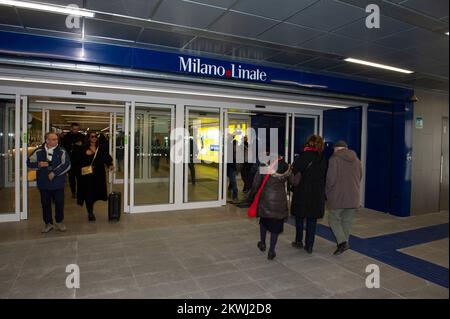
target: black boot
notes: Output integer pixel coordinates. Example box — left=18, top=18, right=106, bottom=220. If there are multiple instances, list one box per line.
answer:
left=267, top=251, right=276, bottom=260
left=291, top=241, right=304, bottom=249
left=257, top=241, right=266, bottom=252
left=304, top=246, right=313, bottom=254
left=88, top=212, right=96, bottom=222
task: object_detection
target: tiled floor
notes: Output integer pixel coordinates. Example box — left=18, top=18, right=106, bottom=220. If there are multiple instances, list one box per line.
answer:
left=0, top=201, right=448, bottom=299
left=399, top=239, right=449, bottom=269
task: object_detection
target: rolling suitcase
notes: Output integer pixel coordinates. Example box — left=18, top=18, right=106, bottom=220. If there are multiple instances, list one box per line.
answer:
left=108, top=192, right=121, bottom=221
left=108, top=171, right=121, bottom=221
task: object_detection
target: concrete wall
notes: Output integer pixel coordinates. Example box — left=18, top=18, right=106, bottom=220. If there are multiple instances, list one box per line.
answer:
left=411, top=90, right=449, bottom=215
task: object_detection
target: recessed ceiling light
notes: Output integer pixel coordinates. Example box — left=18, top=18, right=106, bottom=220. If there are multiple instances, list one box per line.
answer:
left=446, top=32, right=449, bottom=36
left=344, top=57, right=414, bottom=74
left=0, top=0, right=95, bottom=17
left=34, top=100, right=124, bottom=107
left=0, top=76, right=351, bottom=109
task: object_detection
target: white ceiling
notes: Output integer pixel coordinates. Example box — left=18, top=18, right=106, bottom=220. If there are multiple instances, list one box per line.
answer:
left=0, top=0, right=448, bottom=92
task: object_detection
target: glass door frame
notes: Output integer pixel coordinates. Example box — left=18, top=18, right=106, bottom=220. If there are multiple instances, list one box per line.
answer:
left=183, top=106, right=224, bottom=206
left=129, top=101, right=176, bottom=213
left=0, top=94, right=21, bottom=222
left=20, top=98, right=129, bottom=219
left=289, top=113, right=320, bottom=164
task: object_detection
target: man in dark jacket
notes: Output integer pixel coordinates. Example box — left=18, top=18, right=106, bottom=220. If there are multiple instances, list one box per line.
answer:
left=61, top=123, right=84, bottom=198
left=28, top=132, right=71, bottom=233
left=326, top=140, right=362, bottom=255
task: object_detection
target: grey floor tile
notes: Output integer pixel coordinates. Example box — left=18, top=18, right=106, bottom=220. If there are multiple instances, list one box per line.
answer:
left=205, top=282, right=266, bottom=299
left=1, top=206, right=448, bottom=299
left=244, top=263, right=297, bottom=281
left=131, top=261, right=185, bottom=277
left=140, top=279, right=202, bottom=299
left=77, top=256, right=130, bottom=272
left=126, top=253, right=177, bottom=267
left=382, top=274, right=431, bottom=294
left=179, top=255, right=228, bottom=269
left=76, top=276, right=138, bottom=299
left=399, top=284, right=449, bottom=299
left=16, top=264, right=69, bottom=281
left=0, top=280, right=14, bottom=298
left=271, top=283, right=331, bottom=299
left=135, top=269, right=192, bottom=288
left=332, top=287, right=403, bottom=299
left=194, top=271, right=252, bottom=291
left=313, top=272, right=368, bottom=295
left=21, top=255, right=78, bottom=270
left=172, top=291, right=210, bottom=299
left=9, top=286, right=76, bottom=299
left=187, top=262, right=238, bottom=278
left=255, top=273, right=313, bottom=293
left=301, top=263, right=354, bottom=283
left=80, top=266, right=134, bottom=284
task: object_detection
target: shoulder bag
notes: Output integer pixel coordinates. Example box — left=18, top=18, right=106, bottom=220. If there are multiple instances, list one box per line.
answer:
left=247, top=160, right=278, bottom=218
left=81, top=147, right=98, bottom=176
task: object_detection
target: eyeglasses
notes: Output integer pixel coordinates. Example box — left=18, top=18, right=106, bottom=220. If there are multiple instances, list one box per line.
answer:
left=90, top=135, right=98, bottom=139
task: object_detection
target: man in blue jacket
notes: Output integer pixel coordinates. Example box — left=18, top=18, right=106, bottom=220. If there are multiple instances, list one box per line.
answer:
left=27, top=132, right=71, bottom=233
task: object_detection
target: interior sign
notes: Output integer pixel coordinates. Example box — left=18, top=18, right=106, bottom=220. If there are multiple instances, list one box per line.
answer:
left=179, top=56, right=267, bottom=82
left=415, top=116, right=424, bottom=129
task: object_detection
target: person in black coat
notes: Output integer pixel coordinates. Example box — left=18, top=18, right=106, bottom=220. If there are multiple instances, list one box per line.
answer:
left=76, top=131, right=113, bottom=221
left=290, top=135, right=328, bottom=254
left=61, top=123, right=85, bottom=198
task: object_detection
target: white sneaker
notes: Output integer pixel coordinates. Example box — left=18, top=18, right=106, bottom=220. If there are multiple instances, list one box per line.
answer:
left=41, top=224, right=54, bottom=233
left=55, top=223, right=67, bottom=232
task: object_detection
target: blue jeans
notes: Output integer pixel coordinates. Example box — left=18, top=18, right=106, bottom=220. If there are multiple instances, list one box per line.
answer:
left=227, top=167, right=238, bottom=200
left=295, top=216, right=317, bottom=249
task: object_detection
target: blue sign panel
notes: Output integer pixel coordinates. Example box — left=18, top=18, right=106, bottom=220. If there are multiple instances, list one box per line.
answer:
left=210, top=144, right=220, bottom=152
left=0, top=31, right=414, bottom=102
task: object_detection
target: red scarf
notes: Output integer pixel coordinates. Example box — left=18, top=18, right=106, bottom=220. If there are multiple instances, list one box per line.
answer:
left=304, top=146, right=319, bottom=152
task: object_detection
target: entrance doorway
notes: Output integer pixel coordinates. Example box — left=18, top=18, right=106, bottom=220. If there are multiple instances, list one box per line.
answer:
left=24, top=97, right=126, bottom=221
left=224, top=111, right=319, bottom=203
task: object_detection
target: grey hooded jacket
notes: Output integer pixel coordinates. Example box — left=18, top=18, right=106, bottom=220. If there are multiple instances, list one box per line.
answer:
left=325, top=149, right=362, bottom=210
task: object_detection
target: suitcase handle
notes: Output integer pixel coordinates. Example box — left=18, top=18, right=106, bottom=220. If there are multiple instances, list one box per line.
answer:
left=109, top=170, right=113, bottom=194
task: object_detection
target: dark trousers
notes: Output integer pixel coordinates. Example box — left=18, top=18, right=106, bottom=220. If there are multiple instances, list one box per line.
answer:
left=40, top=188, right=64, bottom=224
left=188, top=163, right=196, bottom=185
left=241, top=163, right=252, bottom=192
left=260, top=223, right=279, bottom=254
left=68, top=168, right=79, bottom=195
left=227, top=167, right=238, bottom=200
left=86, top=200, right=95, bottom=215
left=295, top=216, right=318, bottom=249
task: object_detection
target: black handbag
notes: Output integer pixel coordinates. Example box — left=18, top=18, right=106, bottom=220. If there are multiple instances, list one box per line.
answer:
left=289, top=159, right=314, bottom=188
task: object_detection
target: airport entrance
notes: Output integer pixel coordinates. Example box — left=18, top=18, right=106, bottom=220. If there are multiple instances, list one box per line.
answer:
left=0, top=85, right=363, bottom=223
left=24, top=97, right=126, bottom=221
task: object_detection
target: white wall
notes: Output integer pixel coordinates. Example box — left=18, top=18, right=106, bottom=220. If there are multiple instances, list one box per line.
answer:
left=411, top=89, right=449, bottom=215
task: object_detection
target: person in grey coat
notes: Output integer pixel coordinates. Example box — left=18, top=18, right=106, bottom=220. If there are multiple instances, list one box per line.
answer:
left=248, top=157, right=291, bottom=260
left=326, top=140, right=362, bottom=255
